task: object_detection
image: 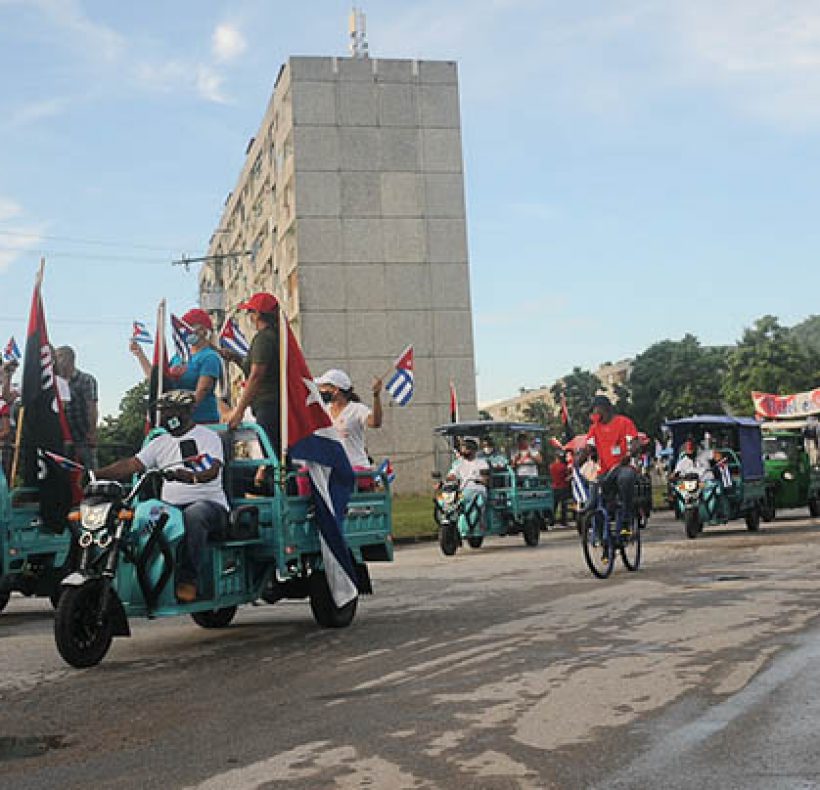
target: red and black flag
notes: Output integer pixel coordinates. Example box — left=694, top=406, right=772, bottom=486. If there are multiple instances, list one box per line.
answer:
left=20, top=266, right=76, bottom=525
left=146, top=299, right=171, bottom=432
left=449, top=380, right=459, bottom=423
left=560, top=391, right=573, bottom=444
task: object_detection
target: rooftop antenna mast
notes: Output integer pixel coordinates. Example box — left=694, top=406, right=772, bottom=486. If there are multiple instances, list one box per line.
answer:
left=349, top=6, right=369, bottom=59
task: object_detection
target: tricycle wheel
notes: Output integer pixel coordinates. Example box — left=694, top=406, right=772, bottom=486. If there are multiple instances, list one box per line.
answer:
left=761, top=494, right=776, bottom=523
left=467, top=535, right=484, bottom=549
left=54, top=581, right=113, bottom=668
left=0, top=591, right=9, bottom=613
left=49, top=586, right=63, bottom=610
left=523, top=516, right=540, bottom=547
left=745, top=506, right=761, bottom=532
left=809, top=498, right=819, bottom=518
left=439, top=524, right=459, bottom=556
left=309, top=570, right=357, bottom=628
left=191, top=607, right=237, bottom=629
left=685, top=511, right=701, bottom=540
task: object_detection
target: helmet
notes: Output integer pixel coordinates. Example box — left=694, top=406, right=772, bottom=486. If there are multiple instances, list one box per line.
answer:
left=154, top=390, right=196, bottom=411
left=591, top=394, right=612, bottom=410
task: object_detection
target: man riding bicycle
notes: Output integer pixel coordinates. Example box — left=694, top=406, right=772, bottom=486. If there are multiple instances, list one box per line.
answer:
left=580, top=395, right=641, bottom=535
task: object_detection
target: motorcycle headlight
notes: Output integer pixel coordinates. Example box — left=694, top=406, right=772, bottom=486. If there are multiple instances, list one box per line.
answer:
left=684, top=480, right=698, bottom=492
left=782, top=471, right=795, bottom=481
left=80, top=502, right=113, bottom=531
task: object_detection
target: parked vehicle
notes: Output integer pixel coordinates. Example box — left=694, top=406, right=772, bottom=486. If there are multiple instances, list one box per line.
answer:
left=0, top=469, right=76, bottom=613
left=761, top=420, right=820, bottom=520
left=53, top=423, right=393, bottom=668
left=432, top=421, right=553, bottom=556
left=665, top=416, right=767, bottom=539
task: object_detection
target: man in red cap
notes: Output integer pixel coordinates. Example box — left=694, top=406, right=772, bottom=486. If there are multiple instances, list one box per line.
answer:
left=222, top=293, right=282, bottom=455
left=129, top=306, right=223, bottom=424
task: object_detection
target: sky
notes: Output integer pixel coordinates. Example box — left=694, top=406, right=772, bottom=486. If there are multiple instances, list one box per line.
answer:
left=1, top=0, right=820, bottom=417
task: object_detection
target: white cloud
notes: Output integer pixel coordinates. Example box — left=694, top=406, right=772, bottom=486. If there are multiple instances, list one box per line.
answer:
left=7, top=97, right=71, bottom=128
left=134, top=61, right=229, bottom=104
left=212, top=23, right=246, bottom=63
left=0, top=198, right=44, bottom=272
left=196, top=66, right=228, bottom=104
left=25, top=0, right=124, bottom=61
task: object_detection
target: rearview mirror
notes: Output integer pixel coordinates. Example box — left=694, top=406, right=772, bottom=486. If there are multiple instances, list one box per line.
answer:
left=431, top=471, right=442, bottom=480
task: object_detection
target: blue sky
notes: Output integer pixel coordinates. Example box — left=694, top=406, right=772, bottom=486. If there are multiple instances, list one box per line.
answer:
left=1, top=0, right=819, bottom=416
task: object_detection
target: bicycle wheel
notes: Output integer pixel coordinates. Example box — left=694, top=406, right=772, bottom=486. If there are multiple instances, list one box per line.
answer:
left=620, top=517, right=642, bottom=571
left=581, top=510, right=614, bottom=579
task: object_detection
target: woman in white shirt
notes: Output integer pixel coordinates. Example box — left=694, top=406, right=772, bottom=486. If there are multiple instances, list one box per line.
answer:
left=315, top=368, right=383, bottom=488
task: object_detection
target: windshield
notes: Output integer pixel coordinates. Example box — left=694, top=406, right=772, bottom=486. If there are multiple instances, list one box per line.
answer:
left=763, top=435, right=800, bottom=461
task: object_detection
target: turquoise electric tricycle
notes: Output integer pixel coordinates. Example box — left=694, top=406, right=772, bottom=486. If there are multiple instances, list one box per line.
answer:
left=0, top=469, right=75, bottom=613
left=432, top=421, right=554, bottom=555
left=53, top=423, right=393, bottom=667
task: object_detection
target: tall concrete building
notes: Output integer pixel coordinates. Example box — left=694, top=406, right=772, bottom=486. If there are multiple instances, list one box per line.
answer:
left=199, top=56, right=477, bottom=491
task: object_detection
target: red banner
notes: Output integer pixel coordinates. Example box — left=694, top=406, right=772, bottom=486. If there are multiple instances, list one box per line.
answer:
left=752, top=388, right=820, bottom=419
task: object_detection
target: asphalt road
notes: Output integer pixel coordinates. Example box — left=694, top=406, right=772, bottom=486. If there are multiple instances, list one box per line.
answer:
left=2, top=509, right=820, bottom=789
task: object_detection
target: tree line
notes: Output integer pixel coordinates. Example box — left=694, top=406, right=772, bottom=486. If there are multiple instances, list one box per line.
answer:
left=522, top=314, right=820, bottom=441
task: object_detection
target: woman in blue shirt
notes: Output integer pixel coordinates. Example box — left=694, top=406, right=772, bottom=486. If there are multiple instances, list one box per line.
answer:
left=130, top=308, right=223, bottom=424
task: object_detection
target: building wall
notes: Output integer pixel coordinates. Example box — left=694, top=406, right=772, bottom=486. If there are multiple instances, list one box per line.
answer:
left=200, top=56, right=478, bottom=492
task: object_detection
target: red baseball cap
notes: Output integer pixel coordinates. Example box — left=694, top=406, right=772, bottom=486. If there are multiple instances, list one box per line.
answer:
left=182, top=308, right=213, bottom=330
left=237, top=292, right=279, bottom=313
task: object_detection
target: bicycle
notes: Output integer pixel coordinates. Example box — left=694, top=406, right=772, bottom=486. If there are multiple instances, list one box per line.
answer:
left=571, top=465, right=642, bottom=579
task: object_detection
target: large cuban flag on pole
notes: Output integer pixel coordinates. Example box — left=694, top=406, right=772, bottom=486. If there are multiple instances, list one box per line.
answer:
left=279, top=309, right=358, bottom=608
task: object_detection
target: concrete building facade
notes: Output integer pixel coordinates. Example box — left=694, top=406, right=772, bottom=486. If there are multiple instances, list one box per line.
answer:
left=200, top=56, right=477, bottom=492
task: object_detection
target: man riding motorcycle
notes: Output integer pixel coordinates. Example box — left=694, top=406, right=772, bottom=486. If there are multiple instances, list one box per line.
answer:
left=94, top=390, right=228, bottom=602
left=447, top=437, right=490, bottom=527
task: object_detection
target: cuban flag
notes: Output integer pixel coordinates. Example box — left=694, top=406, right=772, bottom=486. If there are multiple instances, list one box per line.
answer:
left=170, top=314, right=195, bottom=363
left=183, top=453, right=216, bottom=473
left=219, top=318, right=250, bottom=357
left=715, top=457, right=733, bottom=488
left=132, top=321, right=152, bottom=345
left=281, top=311, right=359, bottom=608
left=44, top=450, right=85, bottom=473
left=570, top=464, right=590, bottom=507
left=385, top=345, right=414, bottom=406
left=376, top=458, right=395, bottom=485
left=3, top=336, right=22, bottom=364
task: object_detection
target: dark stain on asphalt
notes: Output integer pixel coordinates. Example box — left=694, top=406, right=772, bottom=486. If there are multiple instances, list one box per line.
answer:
left=0, top=735, right=68, bottom=762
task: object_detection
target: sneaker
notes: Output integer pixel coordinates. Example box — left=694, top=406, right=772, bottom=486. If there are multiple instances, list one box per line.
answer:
left=176, top=582, right=197, bottom=602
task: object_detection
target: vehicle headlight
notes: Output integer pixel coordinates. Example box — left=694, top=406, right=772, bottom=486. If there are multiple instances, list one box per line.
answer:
left=783, top=471, right=795, bottom=481
left=684, top=480, right=698, bottom=492
left=80, top=502, right=113, bottom=531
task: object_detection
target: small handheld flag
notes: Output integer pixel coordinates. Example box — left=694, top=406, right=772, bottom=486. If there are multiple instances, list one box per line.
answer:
left=183, top=453, right=216, bottom=473
left=44, top=450, right=85, bottom=473
left=376, top=458, right=396, bottom=485
left=132, top=321, right=152, bottom=345
left=219, top=318, right=250, bottom=358
left=2, top=336, right=21, bottom=364
left=385, top=345, right=414, bottom=406
left=170, top=314, right=195, bottom=363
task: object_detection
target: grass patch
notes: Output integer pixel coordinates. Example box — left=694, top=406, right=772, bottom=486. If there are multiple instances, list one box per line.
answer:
left=392, top=494, right=436, bottom=540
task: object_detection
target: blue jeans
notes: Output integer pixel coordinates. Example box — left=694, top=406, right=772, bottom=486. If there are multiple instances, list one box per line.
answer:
left=178, top=501, right=228, bottom=585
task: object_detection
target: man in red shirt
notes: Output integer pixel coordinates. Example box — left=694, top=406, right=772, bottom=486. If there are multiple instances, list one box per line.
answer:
left=549, top=452, right=570, bottom=525
left=585, top=395, right=640, bottom=532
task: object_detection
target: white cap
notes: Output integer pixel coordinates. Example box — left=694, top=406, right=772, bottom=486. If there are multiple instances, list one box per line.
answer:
left=315, top=368, right=352, bottom=390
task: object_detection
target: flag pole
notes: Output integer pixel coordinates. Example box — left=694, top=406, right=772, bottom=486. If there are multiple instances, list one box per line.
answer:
left=155, top=299, right=166, bottom=427
left=279, top=305, right=288, bottom=466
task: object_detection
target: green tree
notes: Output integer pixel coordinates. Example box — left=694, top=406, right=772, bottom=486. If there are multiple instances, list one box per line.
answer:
left=97, top=380, right=149, bottom=466
left=628, top=334, right=727, bottom=438
left=550, top=367, right=602, bottom=438
left=791, top=314, right=820, bottom=356
left=522, top=398, right=555, bottom=432
left=722, top=315, right=820, bottom=415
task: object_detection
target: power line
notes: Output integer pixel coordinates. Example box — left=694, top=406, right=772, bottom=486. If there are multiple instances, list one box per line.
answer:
left=0, top=246, right=183, bottom=265
left=0, top=228, right=189, bottom=253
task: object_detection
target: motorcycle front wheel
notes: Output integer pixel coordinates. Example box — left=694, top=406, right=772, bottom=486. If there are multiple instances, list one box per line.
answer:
left=54, top=581, right=113, bottom=668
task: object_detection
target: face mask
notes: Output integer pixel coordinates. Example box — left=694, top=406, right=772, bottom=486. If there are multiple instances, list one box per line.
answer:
left=161, top=414, right=183, bottom=432
left=320, top=391, right=333, bottom=404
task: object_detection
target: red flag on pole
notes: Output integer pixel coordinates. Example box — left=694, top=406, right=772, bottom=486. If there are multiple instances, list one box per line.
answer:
left=20, top=261, right=78, bottom=522
left=449, top=380, right=459, bottom=423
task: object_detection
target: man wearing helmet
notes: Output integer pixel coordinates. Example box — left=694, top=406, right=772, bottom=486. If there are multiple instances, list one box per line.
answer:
left=446, top=437, right=490, bottom=527
left=94, top=390, right=228, bottom=602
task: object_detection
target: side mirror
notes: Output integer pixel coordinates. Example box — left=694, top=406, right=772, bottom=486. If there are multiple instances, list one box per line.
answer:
left=431, top=471, right=442, bottom=481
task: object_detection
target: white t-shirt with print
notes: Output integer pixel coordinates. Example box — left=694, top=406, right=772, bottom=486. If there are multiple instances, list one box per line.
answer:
left=449, top=456, right=489, bottom=492
left=136, top=425, right=228, bottom=510
left=332, top=401, right=372, bottom=468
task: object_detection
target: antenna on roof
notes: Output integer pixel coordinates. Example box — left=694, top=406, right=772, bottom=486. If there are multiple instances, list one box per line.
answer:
left=349, top=6, right=369, bottom=59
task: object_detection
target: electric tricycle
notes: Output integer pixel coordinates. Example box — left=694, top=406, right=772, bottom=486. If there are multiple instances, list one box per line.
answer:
left=0, top=468, right=75, bottom=613
left=761, top=420, right=820, bottom=520
left=432, top=421, right=553, bottom=555
left=665, top=416, right=767, bottom=539
left=53, top=423, right=393, bottom=668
